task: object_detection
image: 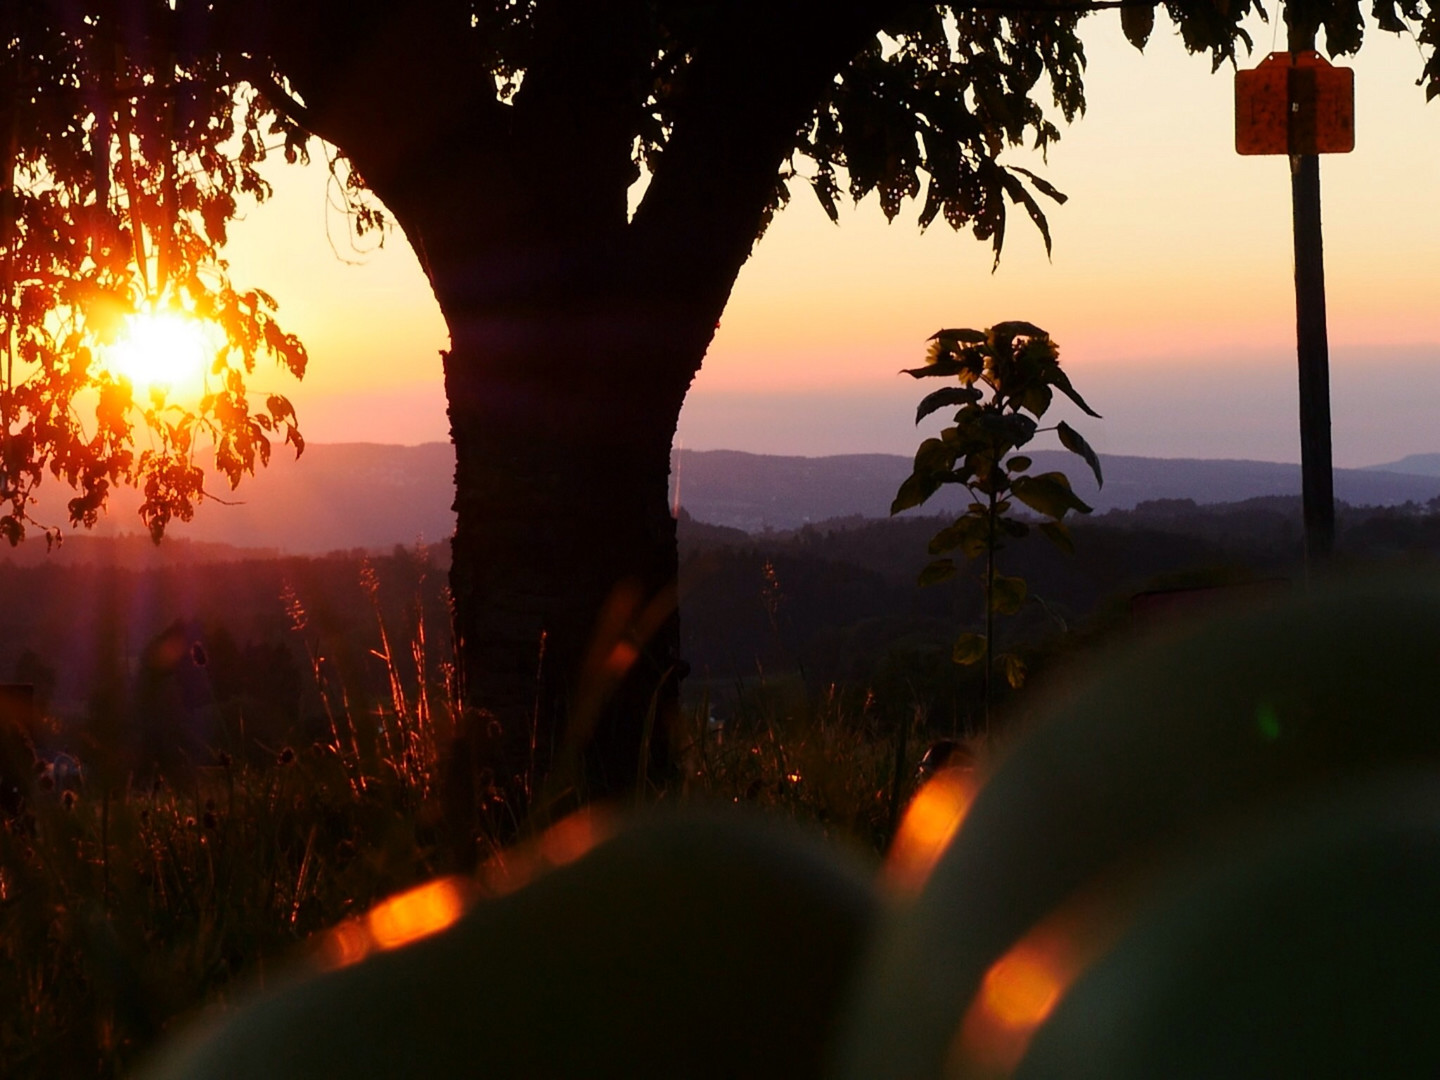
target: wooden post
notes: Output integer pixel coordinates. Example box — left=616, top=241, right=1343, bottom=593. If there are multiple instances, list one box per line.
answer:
left=1288, top=18, right=1335, bottom=567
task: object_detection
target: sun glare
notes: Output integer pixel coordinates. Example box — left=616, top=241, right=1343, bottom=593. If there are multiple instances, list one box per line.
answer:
left=104, top=310, right=215, bottom=400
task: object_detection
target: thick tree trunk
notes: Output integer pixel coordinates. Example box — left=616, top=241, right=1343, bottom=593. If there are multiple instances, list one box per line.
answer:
left=434, top=274, right=714, bottom=846
left=240, top=0, right=903, bottom=854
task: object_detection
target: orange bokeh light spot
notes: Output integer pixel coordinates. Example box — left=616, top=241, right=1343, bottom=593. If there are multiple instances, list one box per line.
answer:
left=366, top=877, right=470, bottom=951
left=480, top=806, right=617, bottom=897
left=885, top=768, right=975, bottom=893
left=949, top=882, right=1143, bottom=1078
left=979, top=948, right=1063, bottom=1029
left=538, top=806, right=612, bottom=868
left=317, top=919, right=373, bottom=970
left=951, top=943, right=1071, bottom=1077
left=604, top=640, right=641, bottom=677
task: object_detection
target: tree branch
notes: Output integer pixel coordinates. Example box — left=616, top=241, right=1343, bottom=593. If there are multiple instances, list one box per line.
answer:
left=629, top=0, right=917, bottom=306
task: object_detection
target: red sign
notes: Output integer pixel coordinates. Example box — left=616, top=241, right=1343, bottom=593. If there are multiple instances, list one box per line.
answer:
left=1235, top=51, right=1354, bottom=155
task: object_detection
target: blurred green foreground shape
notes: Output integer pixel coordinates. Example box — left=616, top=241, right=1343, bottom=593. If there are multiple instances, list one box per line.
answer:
left=838, top=576, right=1440, bottom=1078
left=145, top=578, right=1440, bottom=1078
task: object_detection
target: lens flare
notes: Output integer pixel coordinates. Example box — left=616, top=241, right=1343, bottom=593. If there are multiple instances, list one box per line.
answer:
left=104, top=310, right=215, bottom=400
left=366, top=876, right=470, bottom=950
left=948, top=873, right=1148, bottom=1077
left=317, top=876, right=474, bottom=971
left=480, top=806, right=617, bottom=897
left=885, top=767, right=975, bottom=894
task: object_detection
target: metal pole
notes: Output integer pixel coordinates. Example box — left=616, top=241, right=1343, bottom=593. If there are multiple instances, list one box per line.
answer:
left=1288, top=18, right=1335, bottom=567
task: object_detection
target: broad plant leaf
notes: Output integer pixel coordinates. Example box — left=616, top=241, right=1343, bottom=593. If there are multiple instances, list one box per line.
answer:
left=929, top=328, right=988, bottom=344
left=916, top=386, right=983, bottom=424
left=892, top=470, right=943, bottom=513
left=1012, top=472, right=1093, bottom=519
left=990, top=574, right=1027, bottom=615
left=914, top=437, right=957, bottom=476
left=952, top=633, right=987, bottom=666
left=1057, top=420, right=1103, bottom=488
left=1050, top=368, right=1102, bottom=418
left=901, top=360, right=965, bottom=379
left=928, top=513, right=991, bottom=558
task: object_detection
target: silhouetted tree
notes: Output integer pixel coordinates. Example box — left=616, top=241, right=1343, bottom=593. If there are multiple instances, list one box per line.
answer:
left=5, top=0, right=1435, bottom=824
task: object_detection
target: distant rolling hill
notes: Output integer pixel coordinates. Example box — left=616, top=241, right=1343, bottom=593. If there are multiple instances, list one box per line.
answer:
left=10, top=443, right=1440, bottom=556
left=669, top=449, right=1440, bottom=532
left=17, top=442, right=458, bottom=557
left=1366, top=454, right=1440, bottom=477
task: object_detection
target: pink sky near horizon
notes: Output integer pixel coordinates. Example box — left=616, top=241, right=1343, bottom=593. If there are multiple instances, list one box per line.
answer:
left=220, top=13, right=1440, bottom=468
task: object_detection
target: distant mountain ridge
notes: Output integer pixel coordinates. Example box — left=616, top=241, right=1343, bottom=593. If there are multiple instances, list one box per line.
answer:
left=9, top=442, right=1440, bottom=557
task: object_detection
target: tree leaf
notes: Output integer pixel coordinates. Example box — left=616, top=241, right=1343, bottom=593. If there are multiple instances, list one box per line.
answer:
left=998, top=171, right=1055, bottom=258
left=1056, top=420, right=1103, bottom=488
left=1008, top=168, right=1068, bottom=206
left=918, top=558, right=957, bottom=587
left=990, top=574, right=1027, bottom=615
left=953, top=633, right=987, bottom=666
left=916, top=386, right=983, bottom=424
left=1121, top=3, right=1155, bottom=50
left=1007, top=455, right=1032, bottom=473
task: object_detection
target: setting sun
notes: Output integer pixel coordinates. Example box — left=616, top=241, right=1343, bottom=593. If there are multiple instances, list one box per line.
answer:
left=103, top=310, right=216, bottom=400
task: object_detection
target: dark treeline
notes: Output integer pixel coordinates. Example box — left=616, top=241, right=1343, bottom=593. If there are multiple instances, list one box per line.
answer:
left=6, top=494, right=1440, bottom=771
left=678, top=495, right=1440, bottom=732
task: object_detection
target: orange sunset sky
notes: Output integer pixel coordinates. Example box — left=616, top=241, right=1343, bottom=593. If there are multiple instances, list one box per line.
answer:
left=220, top=13, right=1440, bottom=467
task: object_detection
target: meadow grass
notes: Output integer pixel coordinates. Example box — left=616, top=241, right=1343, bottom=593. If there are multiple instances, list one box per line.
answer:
left=0, top=562, right=972, bottom=1078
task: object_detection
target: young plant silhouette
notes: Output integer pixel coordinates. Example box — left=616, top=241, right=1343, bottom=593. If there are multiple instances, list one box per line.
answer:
left=891, top=322, right=1101, bottom=729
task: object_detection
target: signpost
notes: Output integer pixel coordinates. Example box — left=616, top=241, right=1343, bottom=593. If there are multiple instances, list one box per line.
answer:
left=1236, top=24, right=1354, bottom=568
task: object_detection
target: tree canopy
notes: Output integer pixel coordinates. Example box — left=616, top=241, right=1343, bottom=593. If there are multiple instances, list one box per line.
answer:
left=0, top=3, right=317, bottom=543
